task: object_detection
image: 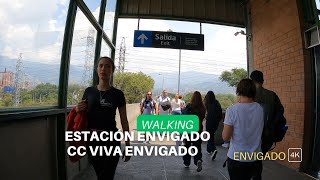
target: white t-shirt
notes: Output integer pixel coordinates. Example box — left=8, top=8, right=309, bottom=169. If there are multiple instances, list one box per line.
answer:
left=171, top=99, right=182, bottom=112
left=157, top=96, right=171, bottom=114
left=224, top=102, right=264, bottom=162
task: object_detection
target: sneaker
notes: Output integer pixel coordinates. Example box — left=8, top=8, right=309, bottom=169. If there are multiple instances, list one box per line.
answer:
left=222, top=143, right=229, bottom=148
left=211, top=150, right=217, bottom=160
left=207, top=151, right=212, bottom=155
left=184, top=162, right=190, bottom=168
left=196, top=160, right=202, bottom=172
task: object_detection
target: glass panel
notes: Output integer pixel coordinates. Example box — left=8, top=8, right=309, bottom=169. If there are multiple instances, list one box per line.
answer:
left=104, top=0, right=117, bottom=39
left=83, top=0, right=101, bottom=21
left=0, top=0, right=69, bottom=108
left=116, top=19, right=247, bottom=105
left=315, top=0, right=320, bottom=20
left=100, top=41, right=112, bottom=57
left=67, top=10, right=97, bottom=106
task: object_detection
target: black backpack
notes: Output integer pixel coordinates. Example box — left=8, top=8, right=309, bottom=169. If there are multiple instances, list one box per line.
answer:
left=257, top=88, right=288, bottom=154
left=143, top=99, right=155, bottom=110
left=160, top=97, right=171, bottom=111
left=182, top=103, right=192, bottom=115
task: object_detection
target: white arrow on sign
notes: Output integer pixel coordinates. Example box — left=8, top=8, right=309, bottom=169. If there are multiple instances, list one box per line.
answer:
left=137, top=33, right=148, bottom=44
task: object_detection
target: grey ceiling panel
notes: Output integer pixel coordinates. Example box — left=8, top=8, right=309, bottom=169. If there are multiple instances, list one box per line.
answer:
left=119, top=0, right=245, bottom=27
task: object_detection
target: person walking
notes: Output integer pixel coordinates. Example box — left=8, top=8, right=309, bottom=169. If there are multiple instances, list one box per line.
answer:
left=140, top=91, right=158, bottom=143
left=76, top=57, right=131, bottom=180
left=182, top=91, right=206, bottom=172
left=157, top=90, right=171, bottom=115
left=222, top=79, right=264, bottom=180
left=204, top=91, right=222, bottom=160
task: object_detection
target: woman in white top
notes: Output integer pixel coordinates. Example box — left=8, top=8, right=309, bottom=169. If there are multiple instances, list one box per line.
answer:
left=171, top=93, right=182, bottom=115
left=222, top=78, right=264, bottom=180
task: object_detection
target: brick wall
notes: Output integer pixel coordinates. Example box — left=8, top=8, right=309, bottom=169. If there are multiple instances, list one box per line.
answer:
left=250, top=0, right=305, bottom=169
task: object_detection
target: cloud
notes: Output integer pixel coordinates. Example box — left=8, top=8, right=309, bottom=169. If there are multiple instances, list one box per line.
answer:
left=0, top=0, right=57, bottom=27
left=0, top=0, right=68, bottom=64
left=48, top=20, right=57, bottom=31
left=0, top=1, right=247, bottom=86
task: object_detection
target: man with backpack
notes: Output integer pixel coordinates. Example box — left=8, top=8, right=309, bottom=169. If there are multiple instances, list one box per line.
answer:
left=140, top=91, right=158, bottom=144
left=250, top=70, right=288, bottom=154
left=157, top=90, right=171, bottom=115
left=140, top=91, right=158, bottom=115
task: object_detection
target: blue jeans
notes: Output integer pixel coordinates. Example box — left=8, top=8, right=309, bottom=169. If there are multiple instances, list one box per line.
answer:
left=172, top=110, right=181, bottom=115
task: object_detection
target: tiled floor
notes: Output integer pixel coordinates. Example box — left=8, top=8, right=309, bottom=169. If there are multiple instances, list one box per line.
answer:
left=71, top=143, right=314, bottom=180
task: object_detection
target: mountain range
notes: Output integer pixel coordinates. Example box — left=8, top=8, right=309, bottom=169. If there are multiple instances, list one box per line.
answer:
left=0, top=56, right=235, bottom=95
left=149, top=71, right=235, bottom=95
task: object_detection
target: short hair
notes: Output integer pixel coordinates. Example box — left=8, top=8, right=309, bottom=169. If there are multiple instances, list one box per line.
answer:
left=236, top=79, right=256, bottom=98
left=98, top=56, right=115, bottom=72
left=250, top=70, right=264, bottom=84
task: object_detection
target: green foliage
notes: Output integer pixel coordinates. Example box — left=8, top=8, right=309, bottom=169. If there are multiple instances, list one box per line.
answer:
left=183, top=92, right=237, bottom=111
left=216, top=94, right=237, bottom=111
left=0, top=83, right=59, bottom=108
left=183, top=92, right=193, bottom=104
left=182, top=92, right=206, bottom=104
left=67, top=84, right=85, bottom=105
left=0, top=93, right=14, bottom=107
left=113, top=72, right=154, bottom=104
left=26, top=83, right=59, bottom=106
left=0, top=72, right=155, bottom=108
left=219, top=68, right=248, bottom=87
left=168, top=93, right=175, bottom=98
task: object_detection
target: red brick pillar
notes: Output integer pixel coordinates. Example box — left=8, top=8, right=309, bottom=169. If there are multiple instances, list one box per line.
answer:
left=250, top=0, right=311, bottom=169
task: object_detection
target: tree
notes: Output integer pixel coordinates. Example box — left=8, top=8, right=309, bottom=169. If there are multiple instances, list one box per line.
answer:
left=27, top=83, right=58, bottom=106
left=219, top=68, right=247, bottom=87
left=216, top=94, right=237, bottom=110
left=183, top=92, right=193, bottom=104
left=113, top=72, right=154, bottom=104
left=0, top=93, right=14, bottom=107
left=67, top=84, right=85, bottom=105
left=183, top=92, right=206, bottom=105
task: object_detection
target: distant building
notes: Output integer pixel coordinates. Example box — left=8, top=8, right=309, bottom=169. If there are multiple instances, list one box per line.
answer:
left=0, top=68, right=14, bottom=89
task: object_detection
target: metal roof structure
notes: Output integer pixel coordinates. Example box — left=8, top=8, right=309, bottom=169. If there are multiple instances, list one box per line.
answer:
left=118, top=0, right=246, bottom=27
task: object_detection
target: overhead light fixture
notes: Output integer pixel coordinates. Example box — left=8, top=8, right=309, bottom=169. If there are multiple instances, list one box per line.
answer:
left=234, top=30, right=252, bottom=41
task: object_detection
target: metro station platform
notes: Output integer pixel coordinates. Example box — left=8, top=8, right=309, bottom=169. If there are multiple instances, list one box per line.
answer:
left=70, top=143, right=314, bottom=180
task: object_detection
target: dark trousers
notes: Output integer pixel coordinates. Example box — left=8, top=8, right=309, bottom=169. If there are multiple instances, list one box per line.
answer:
left=87, top=140, right=121, bottom=180
left=206, top=128, right=217, bottom=153
left=227, top=158, right=262, bottom=180
left=183, top=138, right=202, bottom=166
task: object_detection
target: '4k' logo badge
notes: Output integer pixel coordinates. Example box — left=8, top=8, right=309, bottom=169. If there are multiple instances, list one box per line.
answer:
left=288, top=148, right=302, bottom=162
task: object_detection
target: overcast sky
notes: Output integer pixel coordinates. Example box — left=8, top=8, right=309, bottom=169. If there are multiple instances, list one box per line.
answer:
left=0, top=0, right=247, bottom=87
left=116, top=18, right=247, bottom=76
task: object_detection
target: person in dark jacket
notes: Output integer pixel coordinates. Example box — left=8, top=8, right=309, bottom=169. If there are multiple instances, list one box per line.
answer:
left=204, top=91, right=222, bottom=160
left=182, top=91, right=206, bottom=172
left=250, top=70, right=285, bottom=153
